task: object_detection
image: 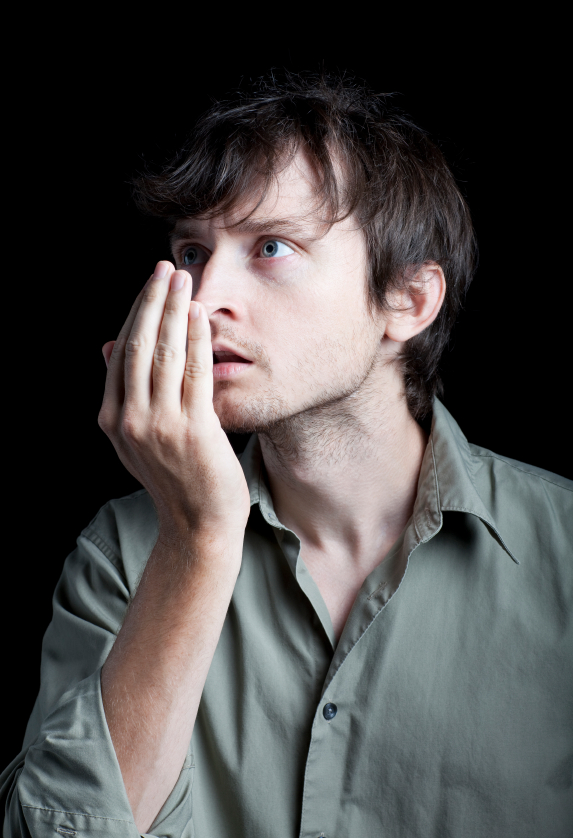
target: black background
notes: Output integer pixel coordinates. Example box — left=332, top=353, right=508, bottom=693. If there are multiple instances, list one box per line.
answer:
left=3, top=21, right=570, bottom=766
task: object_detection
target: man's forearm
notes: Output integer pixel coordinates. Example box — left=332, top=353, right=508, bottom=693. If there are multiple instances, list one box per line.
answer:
left=97, top=262, right=251, bottom=830
left=101, top=528, right=242, bottom=833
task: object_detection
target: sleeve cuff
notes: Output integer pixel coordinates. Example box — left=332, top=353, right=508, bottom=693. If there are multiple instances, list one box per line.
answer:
left=16, top=667, right=194, bottom=836
left=17, top=667, right=138, bottom=835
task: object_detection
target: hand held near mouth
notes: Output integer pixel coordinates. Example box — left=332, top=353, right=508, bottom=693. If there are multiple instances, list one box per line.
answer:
left=97, top=261, right=251, bottom=831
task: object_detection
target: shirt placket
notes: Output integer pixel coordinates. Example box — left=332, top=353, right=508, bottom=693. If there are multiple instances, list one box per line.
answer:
left=292, top=530, right=422, bottom=838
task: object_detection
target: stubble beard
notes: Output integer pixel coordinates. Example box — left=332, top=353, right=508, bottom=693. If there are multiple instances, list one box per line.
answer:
left=215, top=342, right=387, bottom=469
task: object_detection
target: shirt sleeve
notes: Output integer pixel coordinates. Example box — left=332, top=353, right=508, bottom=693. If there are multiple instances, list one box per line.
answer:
left=1, top=498, right=194, bottom=837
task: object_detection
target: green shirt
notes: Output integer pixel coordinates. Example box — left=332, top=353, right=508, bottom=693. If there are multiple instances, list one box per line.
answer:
left=2, top=400, right=572, bottom=837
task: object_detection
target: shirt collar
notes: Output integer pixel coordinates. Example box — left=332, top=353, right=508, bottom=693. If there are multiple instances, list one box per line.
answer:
left=238, top=397, right=519, bottom=564
left=239, top=431, right=279, bottom=526
left=413, top=398, right=519, bottom=563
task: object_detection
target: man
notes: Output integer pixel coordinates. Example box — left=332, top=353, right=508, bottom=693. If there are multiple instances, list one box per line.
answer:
left=2, top=72, right=571, bottom=837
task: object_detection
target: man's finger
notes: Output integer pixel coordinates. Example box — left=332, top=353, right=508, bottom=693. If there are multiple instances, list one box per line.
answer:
left=150, top=271, right=192, bottom=409
left=181, top=301, right=214, bottom=421
left=123, top=262, right=175, bottom=410
left=101, top=280, right=151, bottom=418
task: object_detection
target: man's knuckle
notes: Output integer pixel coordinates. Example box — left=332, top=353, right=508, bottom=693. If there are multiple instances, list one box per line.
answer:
left=148, top=413, right=179, bottom=446
left=154, top=342, right=178, bottom=364
left=125, top=335, right=146, bottom=356
left=151, top=422, right=172, bottom=444
left=120, top=412, right=143, bottom=442
left=185, top=360, right=206, bottom=379
left=143, top=284, right=161, bottom=303
left=163, top=297, right=183, bottom=315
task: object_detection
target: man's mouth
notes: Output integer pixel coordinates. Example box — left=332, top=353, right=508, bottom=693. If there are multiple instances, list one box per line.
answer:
left=211, top=349, right=254, bottom=379
left=213, top=351, right=252, bottom=364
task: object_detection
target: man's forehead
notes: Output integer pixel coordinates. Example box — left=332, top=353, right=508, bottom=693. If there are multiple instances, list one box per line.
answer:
left=170, top=150, right=344, bottom=243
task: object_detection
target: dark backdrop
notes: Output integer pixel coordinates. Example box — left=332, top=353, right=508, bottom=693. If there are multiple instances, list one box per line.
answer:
left=3, top=26, right=570, bottom=766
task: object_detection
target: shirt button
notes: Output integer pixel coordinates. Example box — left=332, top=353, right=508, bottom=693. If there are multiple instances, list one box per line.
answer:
left=323, top=702, right=337, bottom=720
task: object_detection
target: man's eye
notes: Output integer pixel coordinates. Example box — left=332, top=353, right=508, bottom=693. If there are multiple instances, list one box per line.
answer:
left=260, top=240, right=295, bottom=258
left=183, top=246, right=208, bottom=266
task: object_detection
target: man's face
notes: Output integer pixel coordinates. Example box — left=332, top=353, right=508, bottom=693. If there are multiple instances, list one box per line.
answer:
left=171, top=151, right=391, bottom=434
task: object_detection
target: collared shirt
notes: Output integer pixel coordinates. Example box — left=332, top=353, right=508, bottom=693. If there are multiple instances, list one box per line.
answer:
left=2, top=400, right=572, bottom=837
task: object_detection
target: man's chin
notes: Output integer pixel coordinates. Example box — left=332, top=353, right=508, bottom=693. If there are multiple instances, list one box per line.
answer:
left=214, top=391, right=291, bottom=435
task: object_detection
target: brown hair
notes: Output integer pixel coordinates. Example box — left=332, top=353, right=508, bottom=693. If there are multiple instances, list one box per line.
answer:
left=133, top=70, right=477, bottom=420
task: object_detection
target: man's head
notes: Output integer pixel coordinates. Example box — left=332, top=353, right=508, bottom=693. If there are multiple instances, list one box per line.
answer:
left=133, top=71, right=476, bottom=430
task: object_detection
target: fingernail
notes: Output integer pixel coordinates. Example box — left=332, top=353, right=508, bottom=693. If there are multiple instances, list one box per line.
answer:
left=154, top=262, right=170, bottom=279
left=102, top=347, right=109, bottom=368
left=171, top=272, right=186, bottom=292
left=189, top=302, right=200, bottom=320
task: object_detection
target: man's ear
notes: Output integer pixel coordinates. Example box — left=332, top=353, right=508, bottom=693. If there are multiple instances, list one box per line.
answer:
left=383, top=262, right=446, bottom=343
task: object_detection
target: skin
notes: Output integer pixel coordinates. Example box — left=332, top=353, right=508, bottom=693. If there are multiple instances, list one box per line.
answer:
left=99, top=149, right=445, bottom=830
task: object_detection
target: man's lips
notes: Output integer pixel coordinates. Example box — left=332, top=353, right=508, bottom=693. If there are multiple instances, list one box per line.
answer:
left=212, top=344, right=253, bottom=364
left=213, top=344, right=253, bottom=380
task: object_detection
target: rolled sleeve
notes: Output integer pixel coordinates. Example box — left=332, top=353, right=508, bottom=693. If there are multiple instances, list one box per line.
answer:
left=1, top=494, right=194, bottom=837
left=16, top=668, right=138, bottom=836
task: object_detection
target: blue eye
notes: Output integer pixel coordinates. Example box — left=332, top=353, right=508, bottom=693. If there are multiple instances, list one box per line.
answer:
left=260, top=240, right=294, bottom=258
left=183, top=246, right=208, bottom=266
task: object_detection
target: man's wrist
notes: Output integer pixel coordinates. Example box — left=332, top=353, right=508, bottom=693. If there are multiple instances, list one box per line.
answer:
left=154, top=520, right=245, bottom=569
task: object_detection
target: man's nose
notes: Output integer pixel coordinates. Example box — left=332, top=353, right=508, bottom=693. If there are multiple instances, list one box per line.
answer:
left=190, top=252, right=245, bottom=318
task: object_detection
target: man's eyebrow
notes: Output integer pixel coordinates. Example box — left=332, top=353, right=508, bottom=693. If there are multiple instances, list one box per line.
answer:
left=170, top=217, right=322, bottom=244
left=232, top=218, right=321, bottom=240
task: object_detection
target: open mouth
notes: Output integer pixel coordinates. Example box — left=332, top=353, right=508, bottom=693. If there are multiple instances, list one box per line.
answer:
left=213, top=351, right=252, bottom=364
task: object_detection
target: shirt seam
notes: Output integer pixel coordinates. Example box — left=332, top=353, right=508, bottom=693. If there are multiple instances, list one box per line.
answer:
left=21, top=804, right=134, bottom=824
left=414, top=436, right=441, bottom=543
left=80, top=528, right=122, bottom=567
left=256, top=470, right=263, bottom=508
left=77, top=528, right=131, bottom=593
left=431, top=436, right=441, bottom=516
left=81, top=490, right=152, bottom=568
left=442, top=505, right=491, bottom=513
left=472, top=452, right=573, bottom=491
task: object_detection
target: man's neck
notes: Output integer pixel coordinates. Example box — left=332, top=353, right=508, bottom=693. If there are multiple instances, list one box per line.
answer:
left=258, top=374, right=428, bottom=574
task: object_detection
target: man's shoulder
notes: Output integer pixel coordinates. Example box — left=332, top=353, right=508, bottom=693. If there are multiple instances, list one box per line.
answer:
left=468, top=442, right=573, bottom=496
left=466, top=441, right=572, bottom=565
left=78, top=489, right=158, bottom=588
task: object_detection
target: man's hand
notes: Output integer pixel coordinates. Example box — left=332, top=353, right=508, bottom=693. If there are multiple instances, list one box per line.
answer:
left=99, top=262, right=252, bottom=830
left=98, top=261, right=251, bottom=542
